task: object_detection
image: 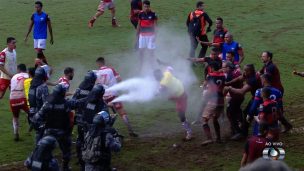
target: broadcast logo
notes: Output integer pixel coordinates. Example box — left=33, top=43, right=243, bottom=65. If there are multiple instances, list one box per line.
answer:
left=263, top=142, right=285, bottom=160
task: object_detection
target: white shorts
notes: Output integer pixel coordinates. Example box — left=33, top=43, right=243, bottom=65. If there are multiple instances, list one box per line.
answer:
left=138, top=34, right=156, bottom=50
left=98, top=0, right=115, bottom=11
left=34, top=39, right=46, bottom=49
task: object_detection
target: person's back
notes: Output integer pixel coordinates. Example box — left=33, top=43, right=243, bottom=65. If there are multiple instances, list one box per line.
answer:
left=160, top=70, right=184, bottom=98
left=25, top=135, right=59, bottom=171
left=245, top=136, right=268, bottom=163
left=83, top=113, right=121, bottom=171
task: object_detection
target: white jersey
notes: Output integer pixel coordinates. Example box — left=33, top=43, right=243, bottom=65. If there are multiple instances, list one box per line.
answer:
left=95, top=66, right=120, bottom=97
left=10, top=72, right=29, bottom=99
left=0, top=48, right=17, bottom=80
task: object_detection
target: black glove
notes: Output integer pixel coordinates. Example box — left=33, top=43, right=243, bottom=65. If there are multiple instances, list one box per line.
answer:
left=207, top=27, right=211, bottom=33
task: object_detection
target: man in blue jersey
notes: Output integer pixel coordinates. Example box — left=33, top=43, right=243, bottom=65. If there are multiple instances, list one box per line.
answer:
left=221, top=33, right=244, bottom=65
left=249, top=74, right=292, bottom=134
left=25, top=1, right=54, bottom=62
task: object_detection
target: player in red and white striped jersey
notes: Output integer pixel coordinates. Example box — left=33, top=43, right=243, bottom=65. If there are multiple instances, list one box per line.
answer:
left=95, top=57, right=138, bottom=137
left=0, top=37, right=17, bottom=99
left=9, top=64, right=29, bottom=141
left=57, top=67, right=74, bottom=96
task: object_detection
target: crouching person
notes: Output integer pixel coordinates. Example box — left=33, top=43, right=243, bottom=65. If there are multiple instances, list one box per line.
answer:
left=82, top=111, right=122, bottom=171
left=24, top=135, right=60, bottom=171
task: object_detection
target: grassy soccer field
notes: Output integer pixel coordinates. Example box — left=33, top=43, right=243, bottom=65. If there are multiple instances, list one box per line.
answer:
left=0, top=0, right=304, bottom=170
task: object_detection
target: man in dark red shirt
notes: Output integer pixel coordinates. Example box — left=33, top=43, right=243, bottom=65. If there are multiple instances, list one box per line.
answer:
left=259, top=51, right=284, bottom=94
left=130, top=0, right=142, bottom=29
left=186, top=1, right=212, bottom=58
left=241, top=124, right=270, bottom=167
left=188, top=48, right=222, bottom=79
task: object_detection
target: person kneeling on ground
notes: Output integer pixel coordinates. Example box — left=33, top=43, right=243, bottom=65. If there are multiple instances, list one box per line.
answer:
left=82, top=111, right=122, bottom=171
left=24, top=135, right=60, bottom=171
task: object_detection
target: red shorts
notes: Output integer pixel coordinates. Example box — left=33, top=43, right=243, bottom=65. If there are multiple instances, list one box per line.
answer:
left=104, top=95, right=124, bottom=111
left=10, top=98, right=29, bottom=117
left=0, top=78, right=10, bottom=92
left=170, top=93, right=187, bottom=114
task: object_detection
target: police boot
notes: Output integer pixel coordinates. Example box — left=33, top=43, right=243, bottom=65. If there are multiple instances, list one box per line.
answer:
left=62, top=161, right=72, bottom=171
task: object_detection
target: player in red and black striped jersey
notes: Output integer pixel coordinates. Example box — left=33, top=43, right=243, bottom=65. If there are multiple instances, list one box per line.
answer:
left=196, top=17, right=228, bottom=52
left=130, top=0, right=142, bottom=29
left=137, top=0, right=158, bottom=72
left=201, top=62, right=226, bottom=146
left=256, top=87, right=280, bottom=140
left=188, top=48, right=222, bottom=79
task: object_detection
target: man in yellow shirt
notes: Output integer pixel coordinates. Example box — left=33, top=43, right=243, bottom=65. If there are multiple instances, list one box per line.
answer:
left=24, top=67, right=35, bottom=106
left=154, top=67, right=192, bottom=141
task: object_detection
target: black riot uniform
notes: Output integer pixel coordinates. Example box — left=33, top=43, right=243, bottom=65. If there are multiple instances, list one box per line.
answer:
left=72, top=71, right=97, bottom=171
left=25, top=135, right=60, bottom=171
left=28, top=67, right=49, bottom=143
left=83, top=84, right=108, bottom=125
left=32, top=84, right=86, bottom=171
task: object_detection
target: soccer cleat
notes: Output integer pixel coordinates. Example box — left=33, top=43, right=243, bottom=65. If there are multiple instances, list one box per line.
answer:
left=201, top=139, right=213, bottom=146
left=281, top=125, right=293, bottom=133
left=129, top=132, right=138, bottom=137
left=112, top=19, right=120, bottom=27
left=14, top=133, right=19, bottom=141
left=191, top=120, right=201, bottom=125
left=230, top=133, right=244, bottom=141
left=88, top=19, right=96, bottom=28
left=183, top=133, right=193, bottom=142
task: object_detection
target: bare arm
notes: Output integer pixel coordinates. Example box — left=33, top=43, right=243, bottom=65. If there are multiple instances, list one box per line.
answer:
left=187, top=57, right=206, bottom=63
left=0, top=65, right=13, bottom=78
left=225, top=75, right=244, bottom=86
left=240, top=153, right=248, bottom=167
left=228, top=84, right=252, bottom=96
left=25, top=20, right=34, bottom=42
left=239, top=49, right=244, bottom=64
left=47, top=20, right=54, bottom=44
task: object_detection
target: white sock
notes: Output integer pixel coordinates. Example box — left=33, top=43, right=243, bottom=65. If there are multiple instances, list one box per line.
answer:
left=182, top=121, right=192, bottom=134
left=12, top=117, right=19, bottom=135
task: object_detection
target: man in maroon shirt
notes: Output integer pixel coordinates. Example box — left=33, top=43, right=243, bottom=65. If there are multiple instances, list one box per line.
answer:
left=259, top=51, right=284, bottom=94
left=240, top=124, right=270, bottom=167
left=260, top=51, right=292, bottom=133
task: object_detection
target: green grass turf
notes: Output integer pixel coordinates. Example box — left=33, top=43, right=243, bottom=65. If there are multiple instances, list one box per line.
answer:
left=0, top=0, right=304, bottom=170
